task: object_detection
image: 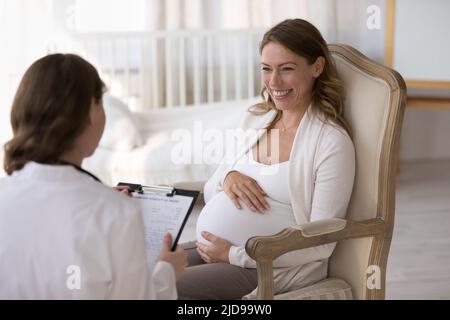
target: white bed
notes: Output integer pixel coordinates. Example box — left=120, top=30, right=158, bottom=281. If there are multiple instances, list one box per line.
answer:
left=83, top=94, right=259, bottom=186
left=0, top=95, right=259, bottom=184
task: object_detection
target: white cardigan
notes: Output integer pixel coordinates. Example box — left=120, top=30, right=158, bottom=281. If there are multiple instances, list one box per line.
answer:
left=204, top=104, right=355, bottom=296
left=0, top=162, right=177, bottom=299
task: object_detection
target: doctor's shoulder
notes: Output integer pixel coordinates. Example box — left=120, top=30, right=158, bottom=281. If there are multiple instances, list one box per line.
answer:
left=0, top=177, right=8, bottom=202
left=0, top=173, right=21, bottom=198
left=82, top=179, right=141, bottom=221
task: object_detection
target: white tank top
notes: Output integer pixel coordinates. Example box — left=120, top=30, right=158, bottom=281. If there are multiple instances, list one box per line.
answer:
left=236, top=151, right=291, bottom=204
left=196, top=151, right=296, bottom=246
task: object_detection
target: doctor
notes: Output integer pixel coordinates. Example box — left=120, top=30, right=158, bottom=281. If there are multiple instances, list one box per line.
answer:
left=0, top=53, right=186, bottom=299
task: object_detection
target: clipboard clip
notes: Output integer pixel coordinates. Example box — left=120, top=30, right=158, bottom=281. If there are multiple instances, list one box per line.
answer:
left=117, top=182, right=175, bottom=197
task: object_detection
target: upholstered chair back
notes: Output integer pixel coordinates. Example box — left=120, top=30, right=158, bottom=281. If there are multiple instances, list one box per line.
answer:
left=327, top=44, right=406, bottom=299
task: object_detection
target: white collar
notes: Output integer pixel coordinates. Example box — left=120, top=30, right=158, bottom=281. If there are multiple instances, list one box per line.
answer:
left=12, top=162, right=87, bottom=182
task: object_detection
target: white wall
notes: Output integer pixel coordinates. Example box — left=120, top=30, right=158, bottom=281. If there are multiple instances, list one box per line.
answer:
left=334, top=0, right=386, bottom=63
left=400, top=109, right=450, bottom=161
left=393, top=0, right=450, bottom=160
left=394, top=0, right=450, bottom=81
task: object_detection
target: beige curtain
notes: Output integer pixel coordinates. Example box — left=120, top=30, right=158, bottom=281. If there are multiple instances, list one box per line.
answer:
left=0, top=0, right=56, bottom=144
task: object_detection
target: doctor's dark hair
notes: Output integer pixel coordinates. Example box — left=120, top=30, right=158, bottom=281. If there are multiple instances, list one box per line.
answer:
left=251, top=18, right=352, bottom=137
left=3, top=54, right=105, bottom=175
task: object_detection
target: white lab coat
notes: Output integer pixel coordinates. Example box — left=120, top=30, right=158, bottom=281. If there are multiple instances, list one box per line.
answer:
left=0, top=162, right=177, bottom=299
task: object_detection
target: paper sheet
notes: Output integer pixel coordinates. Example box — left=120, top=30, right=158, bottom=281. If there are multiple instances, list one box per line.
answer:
left=132, top=192, right=194, bottom=270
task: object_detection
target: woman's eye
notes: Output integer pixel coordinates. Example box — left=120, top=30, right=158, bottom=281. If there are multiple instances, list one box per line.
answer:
left=282, top=67, right=294, bottom=71
left=261, top=67, right=271, bottom=72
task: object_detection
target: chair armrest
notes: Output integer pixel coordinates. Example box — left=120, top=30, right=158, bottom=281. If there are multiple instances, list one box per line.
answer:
left=293, top=218, right=347, bottom=237
left=245, top=218, right=386, bottom=299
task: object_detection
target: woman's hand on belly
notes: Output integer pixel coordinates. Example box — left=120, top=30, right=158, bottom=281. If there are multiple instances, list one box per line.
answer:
left=223, top=171, right=270, bottom=213
left=196, top=231, right=232, bottom=263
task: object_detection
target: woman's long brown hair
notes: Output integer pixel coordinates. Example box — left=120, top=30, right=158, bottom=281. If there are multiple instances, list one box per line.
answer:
left=4, top=54, right=105, bottom=175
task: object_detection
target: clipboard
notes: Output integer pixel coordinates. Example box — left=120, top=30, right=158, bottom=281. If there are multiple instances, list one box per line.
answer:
left=118, top=182, right=199, bottom=269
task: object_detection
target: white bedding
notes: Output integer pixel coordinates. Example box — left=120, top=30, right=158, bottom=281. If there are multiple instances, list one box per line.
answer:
left=84, top=98, right=259, bottom=186
left=0, top=97, right=260, bottom=184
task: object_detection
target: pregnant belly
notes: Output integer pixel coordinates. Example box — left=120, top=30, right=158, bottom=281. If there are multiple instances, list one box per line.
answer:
left=196, top=192, right=295, bottom=247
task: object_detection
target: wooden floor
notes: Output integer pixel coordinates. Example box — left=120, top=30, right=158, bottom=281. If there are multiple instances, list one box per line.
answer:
left=180, top=159, right=450, bottom=299
left=386, top=159, right=450, bottom=299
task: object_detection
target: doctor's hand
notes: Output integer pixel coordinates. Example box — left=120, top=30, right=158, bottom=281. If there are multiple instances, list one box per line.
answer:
left=223, top=171, right=269, bottom=213
left=158, top=233, right=188, bottom=281
left=113, top=186, right=133, bottom=197
left=196, top=231, right=232, bottom=264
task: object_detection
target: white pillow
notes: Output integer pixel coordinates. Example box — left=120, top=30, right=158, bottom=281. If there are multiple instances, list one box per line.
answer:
left=99, top=94, right=144, bottom=151
left=136, top=97, right=259, bottom=134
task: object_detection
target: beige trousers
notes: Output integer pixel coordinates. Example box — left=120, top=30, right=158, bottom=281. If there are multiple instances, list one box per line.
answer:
left=176, top=241, right=258, bottom=300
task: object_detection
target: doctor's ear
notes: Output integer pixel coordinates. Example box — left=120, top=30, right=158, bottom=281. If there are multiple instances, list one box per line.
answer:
left=312, top=56, right=325, bottom=78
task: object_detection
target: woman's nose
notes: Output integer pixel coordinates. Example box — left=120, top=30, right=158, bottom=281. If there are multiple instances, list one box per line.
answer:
left=269, top=72, right=282, bottom=87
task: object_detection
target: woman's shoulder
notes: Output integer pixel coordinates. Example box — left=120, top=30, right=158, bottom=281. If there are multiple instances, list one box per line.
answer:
left=322, top=121, right=351, bottom=140
left=318, top=120, right=354, bottom=154
left=239, top=104, right=276, bottom=129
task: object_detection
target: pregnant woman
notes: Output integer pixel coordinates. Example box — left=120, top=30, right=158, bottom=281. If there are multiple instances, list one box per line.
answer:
left=177, top=19, right=355, bottom=299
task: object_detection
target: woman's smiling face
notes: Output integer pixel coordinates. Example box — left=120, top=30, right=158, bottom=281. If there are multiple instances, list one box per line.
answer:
left=261, top=41, right=321, bottom=111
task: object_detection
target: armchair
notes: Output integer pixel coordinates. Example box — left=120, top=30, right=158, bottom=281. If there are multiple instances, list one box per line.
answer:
left=246, top=44, right=406, bottom=299
left=176, top=44, right=406, bottom=300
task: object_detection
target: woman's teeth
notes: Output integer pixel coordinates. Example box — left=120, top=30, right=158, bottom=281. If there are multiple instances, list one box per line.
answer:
left=273, top=89, right=292, bottom=99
